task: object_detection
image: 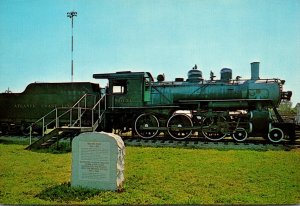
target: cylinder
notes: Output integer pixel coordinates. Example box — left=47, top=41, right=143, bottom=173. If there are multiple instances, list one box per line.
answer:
left=251, top=62, right=260, bottom=80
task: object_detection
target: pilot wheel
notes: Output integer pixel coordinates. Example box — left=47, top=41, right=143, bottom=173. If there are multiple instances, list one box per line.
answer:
left=232, top=128, right=248, bottom=142
left=268, top=127, right=284, bottom=143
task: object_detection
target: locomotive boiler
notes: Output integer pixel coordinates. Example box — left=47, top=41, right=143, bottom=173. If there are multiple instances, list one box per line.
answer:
left=94, top=62, right=294, bottom=143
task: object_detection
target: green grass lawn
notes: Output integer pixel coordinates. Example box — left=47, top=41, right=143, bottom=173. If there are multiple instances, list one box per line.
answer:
left=0, top=140, right=299, bottom=204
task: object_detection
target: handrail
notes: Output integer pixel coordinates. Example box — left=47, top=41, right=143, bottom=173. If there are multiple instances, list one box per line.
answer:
left=28, top=94, right=98, bottom=134
left=91, top=94, right=106, bottom=130
left=28, top=93, right=106, bottom=142
left=93, top=94, right=106, bottom=110
left=152, top=78, right=283, bottom=86
left=72, top=93, right=87, bottom=107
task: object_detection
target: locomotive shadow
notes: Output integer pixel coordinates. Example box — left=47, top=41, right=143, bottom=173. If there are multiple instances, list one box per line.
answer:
left=27, top=141, right=72, bottom=154
left=0, top=135, right=32, bottom=146
left=0, top=135, right=73, bottom=154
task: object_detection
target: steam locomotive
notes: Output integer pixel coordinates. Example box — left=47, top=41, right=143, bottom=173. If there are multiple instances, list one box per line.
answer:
left=0, top=62, right=295, bottom=143
left=94, top=62, right=294, bottom=143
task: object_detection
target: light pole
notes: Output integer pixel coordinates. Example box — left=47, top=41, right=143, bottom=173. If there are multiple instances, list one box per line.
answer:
left=67, top=11, right=77, bottom=82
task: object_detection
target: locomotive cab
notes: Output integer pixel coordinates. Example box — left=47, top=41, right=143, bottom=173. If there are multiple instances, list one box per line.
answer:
left=93, top=71, right=154, bottom=133
left=93, top=71, right=154, bottom=108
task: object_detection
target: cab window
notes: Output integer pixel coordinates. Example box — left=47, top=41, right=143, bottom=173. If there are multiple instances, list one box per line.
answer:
left=112, top=80, right=127, bottom=94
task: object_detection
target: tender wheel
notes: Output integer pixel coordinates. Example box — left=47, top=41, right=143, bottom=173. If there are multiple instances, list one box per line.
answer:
left=268, top=127, right=284, bottom=143
left=20, top=123, right=31, bottom=136
left=167, top=114, right=193, bottom=140
left=134, top=113, right=159, bottom=139
left=202, top=116, right=227, bottom=141
left=232, top=128, right=248, bottom=142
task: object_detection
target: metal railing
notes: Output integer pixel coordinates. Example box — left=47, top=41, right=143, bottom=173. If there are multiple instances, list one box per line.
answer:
left=28, top=94, right=106, bottom=142
left=92, top=94, right=106, bottom=131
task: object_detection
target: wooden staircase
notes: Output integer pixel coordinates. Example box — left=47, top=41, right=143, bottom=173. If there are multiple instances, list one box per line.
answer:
left=26, top=94, right=106, bottom=150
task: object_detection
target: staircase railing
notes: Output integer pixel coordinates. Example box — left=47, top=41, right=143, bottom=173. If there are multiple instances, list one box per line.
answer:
left=29, top=94, right=106, bottom=138
left=92, top=94, right=106, bottom=131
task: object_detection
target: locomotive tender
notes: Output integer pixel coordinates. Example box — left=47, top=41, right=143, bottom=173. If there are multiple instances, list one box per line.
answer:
left=0, top=82, right=100, bottom=134
left=0, top=61, right=295, bottom=143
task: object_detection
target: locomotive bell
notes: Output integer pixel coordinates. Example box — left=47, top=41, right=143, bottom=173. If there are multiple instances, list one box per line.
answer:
left=187, top=64, right=203, bottom=83
left=157, top=74, right=165, bottom=82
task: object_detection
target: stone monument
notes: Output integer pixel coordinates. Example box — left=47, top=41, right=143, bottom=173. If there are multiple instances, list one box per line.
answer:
left=71, top=132, right=125, bottom=191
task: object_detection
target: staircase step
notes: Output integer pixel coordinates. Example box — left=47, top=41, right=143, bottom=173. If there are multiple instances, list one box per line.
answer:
left=80, top=127, right=93, bottom=132
left=26, top=127, right=85, bottom=150
left=44, top=128, right=55, bottom=135
left=46, top=138, right=57, bottom=142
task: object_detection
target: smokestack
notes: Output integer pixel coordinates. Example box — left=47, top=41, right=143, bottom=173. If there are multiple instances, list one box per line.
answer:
left=251, top=62, right=260, bottom=80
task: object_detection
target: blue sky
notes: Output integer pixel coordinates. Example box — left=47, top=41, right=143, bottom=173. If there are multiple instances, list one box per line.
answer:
left=0, top=0, right=300, bottom=105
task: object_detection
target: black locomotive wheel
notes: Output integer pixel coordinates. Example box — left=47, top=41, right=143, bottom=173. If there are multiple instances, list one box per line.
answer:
left=167, top=114, right=193, bottom=140
left=134, top=113, right=159, bottom=139
left=232, top=128, right=248, bottom=142
left=202, top=116, right=227, bottom=141
left=20, top=122, right=31, bottom=136
left=268, top=127, right=284, bottom=143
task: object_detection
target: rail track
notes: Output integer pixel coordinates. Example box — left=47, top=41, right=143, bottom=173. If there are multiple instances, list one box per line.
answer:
left=1, top=126, right=300, bottom=151
left=121, top=135, right=300, bottom=150
left=121, top=124, right=300, bottom=150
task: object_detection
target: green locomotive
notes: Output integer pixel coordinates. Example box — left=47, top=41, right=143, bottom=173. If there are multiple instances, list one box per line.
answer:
left=0, top=61, right=295, bottom=144
left=94, top=62, right=294, bottom=142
